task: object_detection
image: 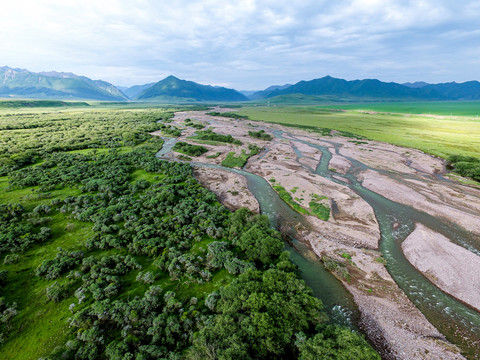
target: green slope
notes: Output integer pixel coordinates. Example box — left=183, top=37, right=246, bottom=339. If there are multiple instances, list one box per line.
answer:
left=0, top=67, right=128, bottom=101
left=136, top=75, right=248, bottom=102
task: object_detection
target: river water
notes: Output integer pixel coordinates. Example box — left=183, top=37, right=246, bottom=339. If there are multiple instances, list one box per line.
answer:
left=156, top=127, right=480, bottom=358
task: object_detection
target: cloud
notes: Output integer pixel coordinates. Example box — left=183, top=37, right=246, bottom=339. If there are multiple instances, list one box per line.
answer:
left=0, top=0, right=479, bottom=89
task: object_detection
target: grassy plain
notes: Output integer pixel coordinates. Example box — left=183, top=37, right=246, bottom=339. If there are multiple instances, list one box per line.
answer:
left=238, top=105, right=480, bottom=158
left=317, top=101, right=480, bottom=116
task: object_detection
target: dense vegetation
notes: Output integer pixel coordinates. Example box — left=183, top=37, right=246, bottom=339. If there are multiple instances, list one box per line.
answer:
left=308, top=194, right=330, bottom=221
left=172, top=142, right=208, bottom=157
left=248, top=129, right=272, bottom=141
left=272, top=185, right=310, bottom=215
left=158, top=123, right=182, bottom=137
left=0, top=107, right=379, bottom=359
left=221, top=144, right=260, bottom=168
left=206, top=111, right=249, bottom=119
left=0, top=100, right=90, bottom=108
left=190, top=129, right=242, bottom=145
left=448, top=155, right=480, bottom=181
left=184, top=118, right=205, bottom=129
left=0, top=108, right=174, bottom=176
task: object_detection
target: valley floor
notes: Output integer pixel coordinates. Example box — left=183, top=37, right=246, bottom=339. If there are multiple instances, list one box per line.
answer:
left=156, top=108, right=480, bottom=360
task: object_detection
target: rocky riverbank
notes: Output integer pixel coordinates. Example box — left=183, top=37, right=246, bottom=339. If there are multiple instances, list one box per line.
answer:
left=154, top=108, right=478, bottom=359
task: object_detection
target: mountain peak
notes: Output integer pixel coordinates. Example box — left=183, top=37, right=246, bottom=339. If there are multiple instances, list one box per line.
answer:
left=38, top=71, right=79, bottom=79
left=0, top=66, right=128, bottom=101
left=136, top=77, right=247, bottom=102
left=163, top=75, right=180, bottom=81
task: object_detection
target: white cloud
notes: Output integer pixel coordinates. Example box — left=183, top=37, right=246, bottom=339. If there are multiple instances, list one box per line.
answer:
left=0, top=0, right=479, bottom=88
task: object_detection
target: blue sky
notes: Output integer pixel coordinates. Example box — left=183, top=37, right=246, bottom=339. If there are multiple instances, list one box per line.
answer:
left=1, top=0, right=479, bottom=89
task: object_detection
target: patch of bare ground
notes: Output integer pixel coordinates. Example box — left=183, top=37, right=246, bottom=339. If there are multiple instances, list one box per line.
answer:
left=160, top=109, right=472, bottom=359
left=305, top=232, right=464, bottom=360
left=338, top=139, right=445, bottom=175
left=359, top=169, right=480, bottom=236
left=193, top=167, right=259, bottom=213
left=328, top=149, right=352, bottom=174
left=402, top=224, right=480, bottom=312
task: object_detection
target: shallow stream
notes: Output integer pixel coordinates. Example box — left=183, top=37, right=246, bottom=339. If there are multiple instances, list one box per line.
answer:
left=156, top=126, right=480, bottom=357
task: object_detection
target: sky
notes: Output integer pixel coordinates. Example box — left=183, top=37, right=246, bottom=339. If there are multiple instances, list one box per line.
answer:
left=1, top=0, right=479, bottom=90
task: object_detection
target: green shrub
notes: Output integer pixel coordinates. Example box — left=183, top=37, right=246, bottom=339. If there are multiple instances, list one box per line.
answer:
left=309, top=201, right=330, bottom=221
left=248, top=130, right=272, bottom=141
left=221, top=145, right=260, bottom=168
left=206, top=111, right=248, bottom=119
left=190, top=129, right=242, bottom=145
left=273, top=185, right=309, bottom=215
left=448, top=154, right=480, bottom=181
left=172, top=142, right=208, bottom=157
left=206, top=152, right=221, bottom=159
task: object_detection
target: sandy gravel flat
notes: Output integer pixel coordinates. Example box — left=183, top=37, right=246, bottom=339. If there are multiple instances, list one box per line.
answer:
left=155, top=109, right=474, bottom=360
left=359, top=169, right=480, bottom=236
left=402, top=224, right=480, bottom=312
left=328, top=152, right=352, bottom=174
left=193, top=167, right=259, bottom=213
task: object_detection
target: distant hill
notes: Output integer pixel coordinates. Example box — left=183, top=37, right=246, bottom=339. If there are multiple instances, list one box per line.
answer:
left=239, top=90, right=258, bottom=98
left=254, top=76, right=480, bottom=102
left=256, top=94, right=339, bottom=104
left=136, top=76, right=248, bottom=102
left=120, top=82, right=156, bottom=99
left=403, top=81, right=430, bottom=88
left=257, top=76, right=446, bottom=101
left=250, top=84, right=292, bottom=100
left=0, top=66, right=128, bottom=101
left=422, top=81, right=480, bottom=100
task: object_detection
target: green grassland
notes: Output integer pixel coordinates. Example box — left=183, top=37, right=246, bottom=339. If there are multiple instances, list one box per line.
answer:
left=238, top=105, right=480, bottom=158
left=318, top=101, right=480, bottom=116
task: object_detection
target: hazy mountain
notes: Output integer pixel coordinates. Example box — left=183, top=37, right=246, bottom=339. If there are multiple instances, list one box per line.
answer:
left=422, top=81, right=480, bottom=100
left=403, top=81, right=430, bottom=88
left=0, top=66, right=128, bottom=101
left=250, top=84, right=293, bottom=100
left=259, top=76, right=445, bottom=100
left=120, top=83, right=156, bottom=99
left=136, top=75, right=248, bottom=102
left=239, top=90, right=258, bottom=98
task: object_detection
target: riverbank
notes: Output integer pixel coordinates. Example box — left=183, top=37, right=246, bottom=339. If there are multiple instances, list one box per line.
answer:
left=154, top=108, right=478, bottom=359
left=403, top=224, right=480, bottom=312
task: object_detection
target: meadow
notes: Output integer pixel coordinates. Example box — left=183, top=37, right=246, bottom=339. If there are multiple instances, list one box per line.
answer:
left=238, top=105, right=480, bottom=158
left=317, top=100, right=480, bottom=116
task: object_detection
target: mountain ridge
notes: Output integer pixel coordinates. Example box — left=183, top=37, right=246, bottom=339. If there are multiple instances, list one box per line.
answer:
left=0, top=66, right=128, bottom=101
left=135, top=75, right=248, bottom=102
left=253, top=76, right=480, bottom=101
left=3, top=66, right=480, bottom=102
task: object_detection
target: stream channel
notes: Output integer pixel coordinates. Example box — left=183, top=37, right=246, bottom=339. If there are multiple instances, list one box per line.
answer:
left=156, top=129, right=480, bottom=358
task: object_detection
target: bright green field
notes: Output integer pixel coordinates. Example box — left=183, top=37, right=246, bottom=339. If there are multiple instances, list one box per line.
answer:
left=239, top=106, right=480, bottom=158
left=318, top=101, right=480, bottom=116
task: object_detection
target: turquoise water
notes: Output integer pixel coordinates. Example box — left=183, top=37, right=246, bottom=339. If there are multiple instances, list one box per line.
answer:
left=157, top=128, right=480, bottom=358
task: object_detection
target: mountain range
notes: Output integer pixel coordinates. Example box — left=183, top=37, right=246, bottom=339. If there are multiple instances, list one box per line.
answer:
left=2, top=66, right=480, bottom=102
left=251, top=76, right=480, bottom=101
left=0, top=66, right=129, bottom=101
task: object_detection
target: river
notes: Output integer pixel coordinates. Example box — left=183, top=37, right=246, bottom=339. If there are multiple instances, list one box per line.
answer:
left=156, top=124, right=480, bottom=358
